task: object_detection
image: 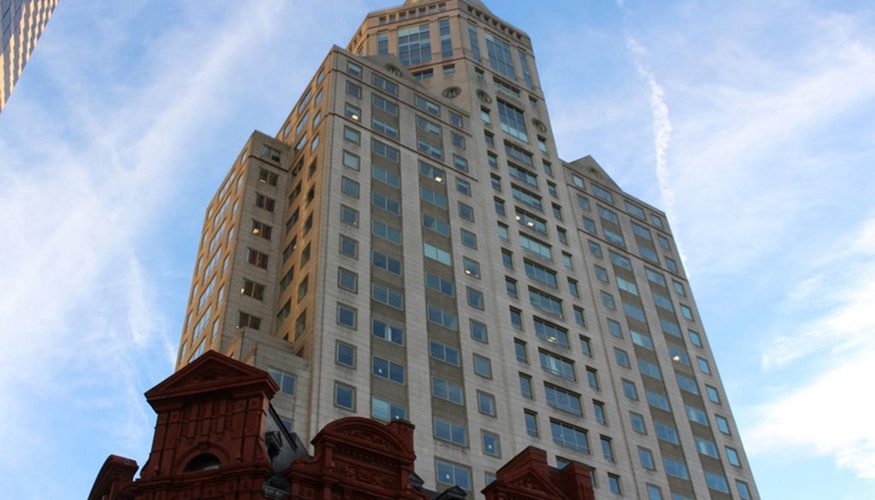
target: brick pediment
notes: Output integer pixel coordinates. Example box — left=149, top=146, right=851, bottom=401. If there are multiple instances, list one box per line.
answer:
left=145, top=350, right=277, bottom=406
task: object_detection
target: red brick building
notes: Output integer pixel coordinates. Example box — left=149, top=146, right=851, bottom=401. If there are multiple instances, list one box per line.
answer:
left=89, top=351, right=595, bottom=499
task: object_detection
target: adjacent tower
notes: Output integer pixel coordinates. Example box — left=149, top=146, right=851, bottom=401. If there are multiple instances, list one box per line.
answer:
left=0, top=0, right=58, bottom=111
left=176, top=1, right=759, bottom=499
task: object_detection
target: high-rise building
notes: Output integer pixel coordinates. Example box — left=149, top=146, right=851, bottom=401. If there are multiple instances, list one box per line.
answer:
left=176, top=1, right=759, bottom=498
left=0, top=0, right=58, bottom=111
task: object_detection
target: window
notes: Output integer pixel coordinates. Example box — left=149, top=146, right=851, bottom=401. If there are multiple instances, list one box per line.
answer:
left=470, top=319, right=488, bottom=342
left=346, top=80, right=362, bottom=98
left=520, top=234, right=552, bottom=260
left=614, top=348, right=630, bottom=368
left=427, top=304, right=458, bottom=330
left=664, top=457, right=689, bottom=480
left=432, top=377, right=464, bottom=405
left=337, top=267, right=358, bottom=292
left=337, top=303, right=357, bottom=329
left=716, top=414, right=731, bottom=435
left=482, top=431, right=501, bottom=457
left=238, top=311, right=261, bottom=330
left=519, top=373, right=534, bottom=398
left=372, top=282, right=404, bottom=310
left=255, top=193, right=275, bottom=212
left=706, top=385, right=722, bottom=404
left=639, top=446, right=655, bottom=469
left=453, top=154, right=469, bottom=172
left=680, top=304, right=694, bottom=321
left=687, top=329, right=703, bottom=347
left=622, top=379, right=638, bottom=400
left=430, top=340, right=460, bottom=366
left=458, top=202, right=474, bottom=221
left=336, top=342, right=355, bottom=367
left=705, top=470, right=730, bottom=493
left=372, top=397, right=406, bottom=422
left=463, top=257, right=481, bottom=277
left=497, top=100, right=528, bottom=142
left=512, top=185, right=542, bottom=211
left=372, top=356, right=404, bottom=384
left=524, top=410, right=539, bottom=436
left=510, top=307, right=523, bottom=330
left=422, top=214, right=450, bottom=237
left=268, top=368, right=296, bottom=395
left=415, top=94, right=441, bottom=116
left=550, top=419, right=589, bottom=453
left=589, top=240, right=603, bottom=258
left=340, top=204, right=359, bottom=226
left=515, top=339, right=528, bottom=363
left=647, top=484, right=663, bottom=500
left=372, top=250, right=402, bottom=276
left=485, top=33, right=516, bottom=79
left=372, top=73, right=398, bottom=95
left=574, top=306, right=592, bottom=326
left=676, top=374, right=699, bottom=395
left=686, top=405, right=709, bottom=426
left=478, top=391, right=497, bottom=416
left=586, top=367, right=600, bottom=391
left=545, top=383, right=582, bottom=416
left=534, top=317, right=568, bottom=347
left=460, top=228, right=477, bottom=249
left=343, top=126, right=361, bottom=145
left=540, top=350, right=575, bottom=380
left=436, top=460, right=471, bottom=491
left=372, top=318, right=404, bottom=345
left=420, top=186, right=448, bottom=209
left=697, top=356, right=712, bottom=375
left=434, top=417, right=467, bottom=446
left=373, top=220, right=401, bottom=245
left=426, top=272, right=454, bottom=297
left=608, top=473, right=621, bottom=495
left=334, top=382, right=355, bottom=410
left=259, top=168, right=278, bottom=186
left=647, top=390, right=671, bottom=412
left=473, top=354, right=493, bottom=378
left=241, top=279, right=265, bottom=300
left=737, top=480, right=753, bottom=500
left=424, top=243, right=453, bottom=266
left=247, top=248, right=269, bottom=269
left=344, top=102, right=361, bottom=121
left=726, top=446, right=742, bottom=467
left=592, top=183, right=614, bottom=203
left=630, top=412, right=646, bottom=433
left=600, top=291, right=616, bottom=310
left=398, top=23, right=431, bottom=66
left=530, top=288, right=563, bottom=316
left=655, top=422, right=679, bottom=444
left=524, top=260, right=558, bottom=287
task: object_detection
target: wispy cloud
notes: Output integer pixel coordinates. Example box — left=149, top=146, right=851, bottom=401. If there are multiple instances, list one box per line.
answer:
left=747, top=215, right=875, bottom=478
left=625, top=36, right=675, bottom=216
left=0, top=0, right=300, bottom=496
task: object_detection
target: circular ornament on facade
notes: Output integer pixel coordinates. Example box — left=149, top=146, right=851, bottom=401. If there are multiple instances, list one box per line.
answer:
left=532, top=119, right=547, bottom=133
left=443, top=87, right=462, bottom=99
left=476, top=89, right=492, bottom=104
left=385, top=64, right=403, bottom=77
left=589, top=167, right=602, bottom=178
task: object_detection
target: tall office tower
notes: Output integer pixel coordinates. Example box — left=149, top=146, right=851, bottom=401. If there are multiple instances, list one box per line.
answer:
left=176, top=1, right=758, bottom=499
left=0, top=0, right=58, bottom=111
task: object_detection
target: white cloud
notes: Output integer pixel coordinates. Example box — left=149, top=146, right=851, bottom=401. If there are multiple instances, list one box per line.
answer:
left=747, top=216, right=875, bottom=478
left=0, top=0, right=303, bottom=494
left=626, top=36, right=675, bottom=216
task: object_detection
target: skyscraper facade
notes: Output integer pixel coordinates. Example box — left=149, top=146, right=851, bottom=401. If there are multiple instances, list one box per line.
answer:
left=0, top=0, right=58, bottom=111
left=176, top=1, right=758, bottom=499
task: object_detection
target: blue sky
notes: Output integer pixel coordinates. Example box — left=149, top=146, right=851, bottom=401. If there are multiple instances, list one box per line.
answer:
left=1, top=0, right=874, bottom=498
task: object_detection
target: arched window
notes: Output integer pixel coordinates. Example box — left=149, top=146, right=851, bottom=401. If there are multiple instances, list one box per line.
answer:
left=184, top=453, right=221, bottom=472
